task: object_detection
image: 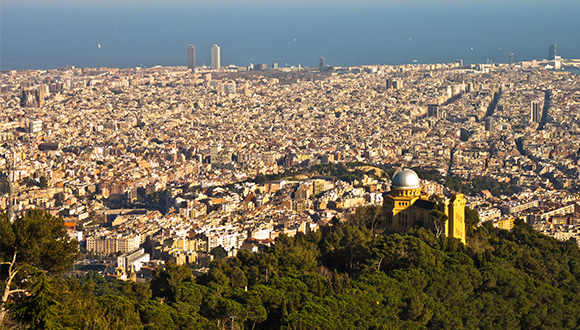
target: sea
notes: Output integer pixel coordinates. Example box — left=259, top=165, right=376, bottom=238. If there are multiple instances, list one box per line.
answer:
left=564, top=68, right=580, bottom=75
left=1, top=0, right=580, bottom=71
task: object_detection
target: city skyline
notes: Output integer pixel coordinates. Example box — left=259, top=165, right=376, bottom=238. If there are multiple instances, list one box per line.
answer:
left=3, top=1, right=580, bottom=327
left=2, top=1, right=580, bottom=70
left=3, top=40, right=580, bottom=328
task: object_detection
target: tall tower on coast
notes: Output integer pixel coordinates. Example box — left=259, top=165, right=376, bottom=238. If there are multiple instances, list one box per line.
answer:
left=211, top=44, right=220, bottom=70
left=549, top=44, right=557, bottom=60
left=187, top=44, right=195, bottom=70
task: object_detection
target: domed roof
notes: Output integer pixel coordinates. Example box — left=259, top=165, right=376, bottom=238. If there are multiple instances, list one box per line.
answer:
left=391, top=168, right=421, bottom=189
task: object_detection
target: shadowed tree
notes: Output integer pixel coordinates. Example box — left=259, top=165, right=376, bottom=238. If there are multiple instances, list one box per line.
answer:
left=465, top=207, right=480, bottom=237
left=210, top=246, right=228, bottom=260
left=430, top=210, right=448, bottom=238
left=150, top=263, right=192, bottom=301
left=0, top=210, right=79, bottom=325
left=11, top=272, right=59, bottom=330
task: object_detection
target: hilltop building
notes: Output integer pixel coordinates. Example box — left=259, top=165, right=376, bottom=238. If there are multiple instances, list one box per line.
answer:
left=383, top=169, right=466, bottom=244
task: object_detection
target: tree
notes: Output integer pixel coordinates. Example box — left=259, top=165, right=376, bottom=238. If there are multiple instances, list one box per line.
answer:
left=139, top=300, right=177, bottom=330
left=173, top=282, right=207, bottom=313
left=273, top=234, right=319, bottom=274
left=151, top=263, right=192, bottom=301
left=97, top=296, right=142, bottom=330
left=210, top=246, right=228, bottom=260
left=11, top=272, right=59, bottom=330
left=465, top=207, right=480, bottom=237
left=429, top=210, right=448, bottom=238
left=38, top=176, right=48, bottom=189
left=228, top=267, right=248, bottom=289
left=320, top=225, right=373, bottom=274
left=0, top=210, right=80, bottom=325
left=122, top=281, right=152, bottom=303
left=235, top=291, right=267, bottom=330
left=346, top=206, right=383, bottom=234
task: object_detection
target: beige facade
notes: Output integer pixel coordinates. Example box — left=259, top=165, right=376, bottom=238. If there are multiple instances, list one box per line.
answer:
left=86, top=234, right=141, bottom=254
left=383, top=169, right=466, bottom=244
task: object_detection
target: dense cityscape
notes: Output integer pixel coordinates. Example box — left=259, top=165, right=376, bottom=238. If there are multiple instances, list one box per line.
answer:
left=3, top=44, right=580, bottom=328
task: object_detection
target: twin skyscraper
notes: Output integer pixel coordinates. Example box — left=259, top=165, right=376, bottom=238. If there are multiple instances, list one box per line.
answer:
left=187, top=44, right=220, bottom=70
left=187, top=45, right=195, bottom=70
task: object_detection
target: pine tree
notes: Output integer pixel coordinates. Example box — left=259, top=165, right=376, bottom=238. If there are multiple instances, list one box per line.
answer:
left=12, top=272, right=59, bottom=330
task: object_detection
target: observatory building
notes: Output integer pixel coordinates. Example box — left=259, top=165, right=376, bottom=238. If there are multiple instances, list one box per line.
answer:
left=383, top=168, right=466, bottom=244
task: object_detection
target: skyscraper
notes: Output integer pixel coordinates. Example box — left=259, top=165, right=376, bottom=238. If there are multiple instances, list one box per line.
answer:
left=508, top=53, right=513, bottom=66
left=211, top=44, right=220, bottom=70
left=427, top=104, right=444, bottom=119
left=549, top=44, right=557, bottom=60
left=187, top=44, right=195, bottom=70
left=386, top=78, right=403, bottom=90
left=485, top=117, right=495, bottom=132
left=210, top=144, right=221, bottom=164
left=319, top=57, right=325, bottom=72
left=531, top=101, right=542, bottom=123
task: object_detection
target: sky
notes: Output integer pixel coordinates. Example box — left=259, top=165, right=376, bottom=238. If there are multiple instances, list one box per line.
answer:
left=1, top=0, right=579, bottom=70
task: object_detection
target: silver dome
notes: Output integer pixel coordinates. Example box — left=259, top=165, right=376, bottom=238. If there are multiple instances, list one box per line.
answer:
left=391, top=168, right=421, bottom=189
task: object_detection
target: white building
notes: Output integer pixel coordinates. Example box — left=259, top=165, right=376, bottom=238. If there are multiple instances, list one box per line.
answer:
left=117, top=248, right=150, bottom=272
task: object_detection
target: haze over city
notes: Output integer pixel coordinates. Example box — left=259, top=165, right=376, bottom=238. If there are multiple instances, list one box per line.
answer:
left=2, top=0, right=580, bottom=69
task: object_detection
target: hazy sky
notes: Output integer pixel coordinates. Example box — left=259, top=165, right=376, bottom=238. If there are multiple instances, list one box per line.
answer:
left=2, top=0, right=579, bottom=69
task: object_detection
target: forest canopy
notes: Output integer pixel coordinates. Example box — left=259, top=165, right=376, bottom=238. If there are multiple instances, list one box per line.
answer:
left=2, top=209, right=580, bottom=329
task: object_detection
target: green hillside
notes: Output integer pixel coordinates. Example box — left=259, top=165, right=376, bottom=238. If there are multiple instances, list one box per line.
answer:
left=3, top=209, right=580, bottom=329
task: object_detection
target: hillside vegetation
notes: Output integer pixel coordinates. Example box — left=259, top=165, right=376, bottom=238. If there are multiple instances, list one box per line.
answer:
left=3, top=209, right=580, bottom=329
